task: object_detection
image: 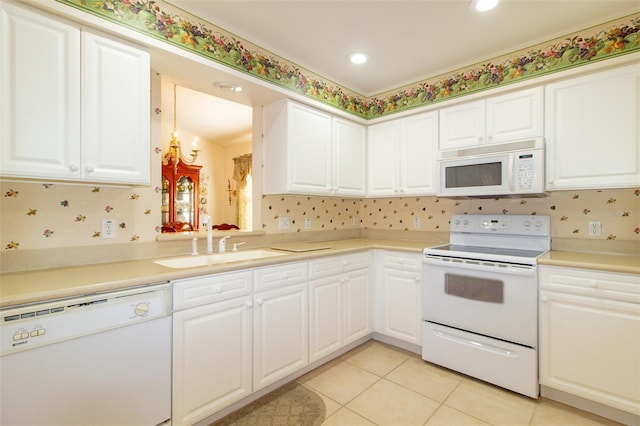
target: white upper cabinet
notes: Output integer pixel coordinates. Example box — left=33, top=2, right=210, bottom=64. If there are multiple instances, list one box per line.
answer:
left=439, top=87, right=543, bottom=151
left=263, top=99, right=365, bottom=197
left=1, top=2, right=81, bottom=180
left=439, top=100, right=485, bottom=150
left=367, top=111, right=438, bottom=197
left=0, top=2, right=150, bottom=185
left=81, top=32, right=150, bottom=184
left=333, top=117, right=367, bottom=196
left=545, top=63, right=640, bottom=190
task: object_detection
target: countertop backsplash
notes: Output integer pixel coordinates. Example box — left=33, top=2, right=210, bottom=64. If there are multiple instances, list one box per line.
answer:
left=1, top=180, right=638, bottom=271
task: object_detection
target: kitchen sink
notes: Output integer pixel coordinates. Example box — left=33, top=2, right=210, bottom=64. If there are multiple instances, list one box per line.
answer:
left=154, top=249, right=286, bottom=269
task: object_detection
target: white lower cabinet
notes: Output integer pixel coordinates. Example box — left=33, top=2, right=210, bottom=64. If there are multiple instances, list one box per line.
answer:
left=253, top=262, right=308, bottom=391
left=309, top=253, right=372, bottom=362
left=172, top=295, right=253, bottom=426
left=171, top=263, right=307, bottom=425
left=374, top=251, right=423, bottom=345
left=172, top=271, right=253, bottom=426
left=539, top=266, right=640, bottom=421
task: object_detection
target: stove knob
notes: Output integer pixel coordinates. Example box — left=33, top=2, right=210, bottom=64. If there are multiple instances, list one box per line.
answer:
left=524, top=220, right=531, bottom=228
left=453, top=219, right=461, bottom=226
left=462, top=219, right=469, bottom=226
left=535, top=220, right=542, bottom=228
left=134, top=302, right=150, bottom=317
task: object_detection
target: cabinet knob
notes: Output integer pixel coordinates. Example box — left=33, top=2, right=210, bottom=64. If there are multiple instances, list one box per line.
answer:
left=256, top=299, right=263, bottom=306
left=68, top=164, right=79, bottom=172
left=85, top=166, right=95, bottom=173
left=214, top=285, right=223, bottom=294
left=245, top=301, right=253, bottom=308
left=487, top=135, right=493, bottom=143
left=280, top=272, right=289, bottom=280
left=414, top=276, right=420, bottom=283
left=477, top=136, right=483, bottom=143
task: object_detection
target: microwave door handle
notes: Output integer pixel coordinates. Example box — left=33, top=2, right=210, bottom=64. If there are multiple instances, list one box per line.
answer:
left=508, top=154, right=515, bottom=192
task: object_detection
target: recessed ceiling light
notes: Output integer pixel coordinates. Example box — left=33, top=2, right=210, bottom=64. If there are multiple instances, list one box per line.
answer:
left=348, top=52, right=370, bottom=65
left=470, top=0, right=499, bottom=12
left=213, top=82, right=243, bottom=92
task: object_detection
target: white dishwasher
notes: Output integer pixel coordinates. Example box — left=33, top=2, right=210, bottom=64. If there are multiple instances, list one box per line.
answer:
left=0, top=282, right=172, bottom=426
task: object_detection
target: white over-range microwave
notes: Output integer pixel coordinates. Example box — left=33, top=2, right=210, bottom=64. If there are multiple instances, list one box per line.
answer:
left=438, top=138, right=545, bottom=197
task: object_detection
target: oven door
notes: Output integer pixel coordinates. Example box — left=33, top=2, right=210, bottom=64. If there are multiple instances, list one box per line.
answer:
left=422, top=256, right=537, bottom=347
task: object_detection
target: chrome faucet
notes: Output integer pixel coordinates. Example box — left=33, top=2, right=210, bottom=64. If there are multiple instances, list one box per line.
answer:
left=218, top=235, right=231, bottom=253
left=201, top=215, right=213, bottom=254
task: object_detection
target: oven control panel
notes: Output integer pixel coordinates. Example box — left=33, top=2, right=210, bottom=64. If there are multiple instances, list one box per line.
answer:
left=480, top=218, right=510, bottom=230
left=450, top=214, right=550, bottom=236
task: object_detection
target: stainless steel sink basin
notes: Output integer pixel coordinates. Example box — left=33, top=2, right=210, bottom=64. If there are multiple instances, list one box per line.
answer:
left=154, top=249, right=286, bottom=269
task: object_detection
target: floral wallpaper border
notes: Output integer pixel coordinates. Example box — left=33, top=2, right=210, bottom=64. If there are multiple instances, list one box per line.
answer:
left=56, top=0, right=640, bottom=119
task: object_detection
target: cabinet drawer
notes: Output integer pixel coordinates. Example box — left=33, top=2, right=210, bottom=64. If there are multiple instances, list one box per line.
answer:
left=309, top=252, right=370, bottom=279
left=383, top=252, right=422, bottom=272
left=173, top=271, right=252, bottom=311
left=539, top=266, right=640, bottom=303
left=254, top=262, right=308, bottom=293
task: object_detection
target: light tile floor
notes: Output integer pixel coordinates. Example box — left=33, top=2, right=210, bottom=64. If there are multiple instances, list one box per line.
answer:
left=296, top=341, right=623, bottom=426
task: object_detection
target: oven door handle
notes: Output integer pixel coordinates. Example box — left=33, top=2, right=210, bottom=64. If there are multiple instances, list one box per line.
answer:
left=432, top=329, right=519, bottom=357
left=422, top=256, right=536, bottom=277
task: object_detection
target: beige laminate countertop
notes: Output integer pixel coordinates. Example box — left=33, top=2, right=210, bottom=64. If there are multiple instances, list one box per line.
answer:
left=537, top=251, right=640, bottom=275
left=0, top=239, right=430, bottom=308
left=1, top=238, right=638, bottom=308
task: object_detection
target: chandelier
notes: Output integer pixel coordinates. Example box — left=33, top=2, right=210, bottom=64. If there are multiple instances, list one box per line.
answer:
left=163, top=84, right=199, bottom=172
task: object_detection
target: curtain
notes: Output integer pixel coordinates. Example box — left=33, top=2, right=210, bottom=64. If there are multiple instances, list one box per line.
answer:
left=232, top=154, right=252, bottom=230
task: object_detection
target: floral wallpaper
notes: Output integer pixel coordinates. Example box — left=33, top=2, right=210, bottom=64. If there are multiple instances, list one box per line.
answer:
left=56, top=0, right=640, bottom=119
left=2, top=184, right=638, bottom=251
left=260, top=189, right=640, bottom=240
left=1, top=182, right=162, bottom=250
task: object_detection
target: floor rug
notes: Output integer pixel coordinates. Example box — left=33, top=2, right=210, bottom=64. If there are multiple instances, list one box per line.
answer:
left=211, top=382, right=326, bottom=426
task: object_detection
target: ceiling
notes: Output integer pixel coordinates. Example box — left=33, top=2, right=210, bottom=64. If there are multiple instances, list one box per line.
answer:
left=159, top=0, right=639, bottom=144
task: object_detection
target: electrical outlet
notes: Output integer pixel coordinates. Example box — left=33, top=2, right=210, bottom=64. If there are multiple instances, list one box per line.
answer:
left=278, top=216, right=290, bottom=230
left=353, top=216, right=359, bottom=226
left=304, top=218, right=312, bottom=229
left=413, top=217, right=421, bottom=229
left=588, top=221, right=601, bottom=237
left=101, top=219, right=116, bottom=239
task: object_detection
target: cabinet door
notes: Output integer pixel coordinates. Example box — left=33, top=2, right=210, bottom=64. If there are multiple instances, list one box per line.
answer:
left=343, top=269, right=372, bottom=344
left=173, top=296, right=253, bottom=426
left=0, top=2, right=81, bottom=179
left=545, top=64, right=640, bottom=190
left=309, top=275, right=343, bottom=363
left=333, top=118, right=366, bottom=196
left=439, top=100, right=485, bottom=150
left=253, top=283, right=308, bottom=390
left=486, top=87, right=543, bottom=144
left=377, top=255, right=422, bottom=346
left=287, top=102, right=332, bottom=194
left=367, top=120, right=400, bottom=196
left=401, top=112, right=438, bottom=195
left=82, top=31, right=150, bottom=184
left=539, top=291, right=640, bottom=415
